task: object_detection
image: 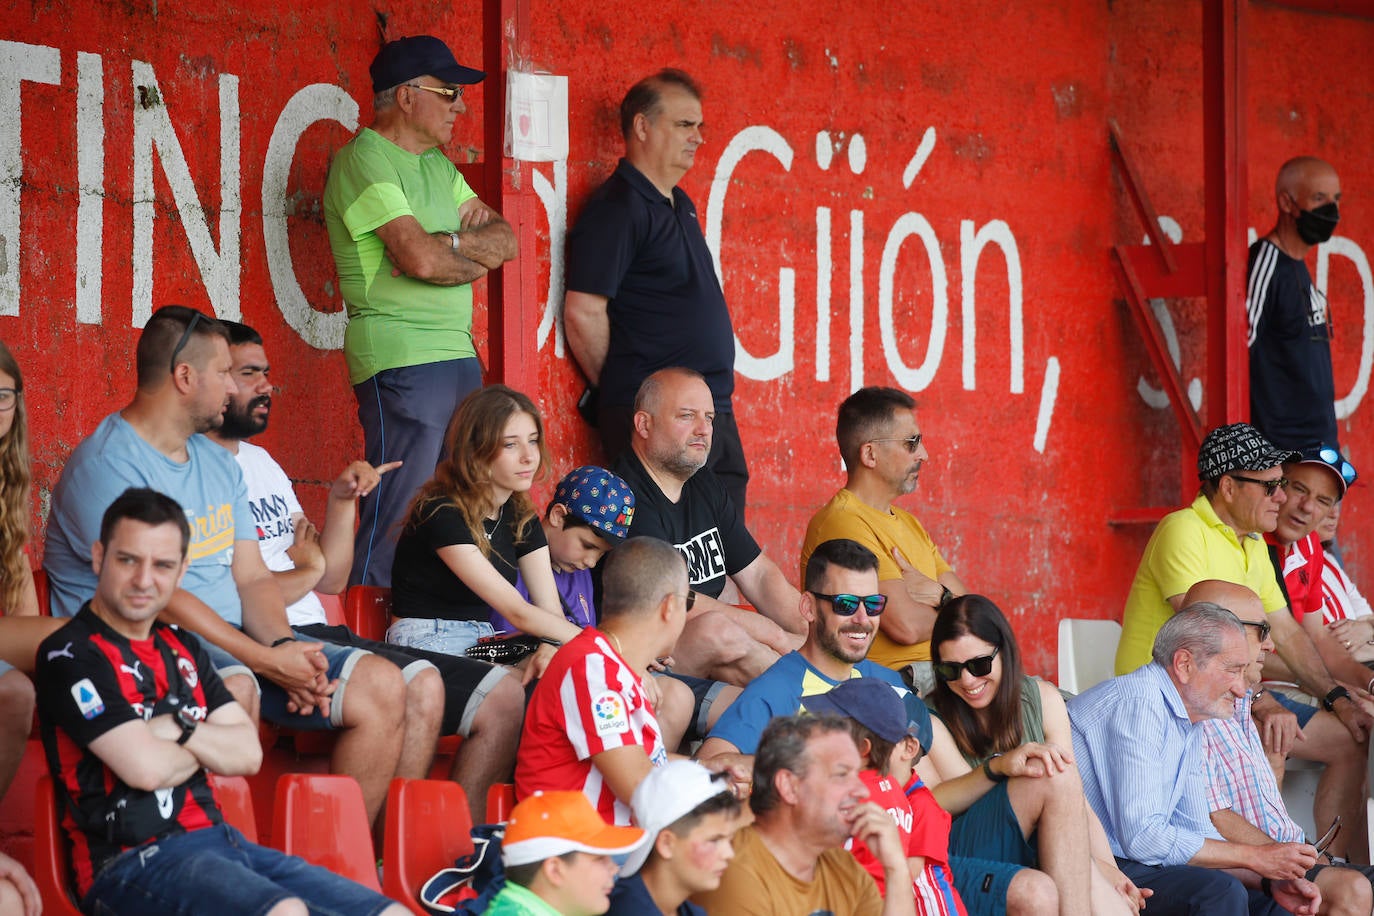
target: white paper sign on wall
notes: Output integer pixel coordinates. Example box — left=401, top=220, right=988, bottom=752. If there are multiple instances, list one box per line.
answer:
left=507, top=71, right=568, bottom=162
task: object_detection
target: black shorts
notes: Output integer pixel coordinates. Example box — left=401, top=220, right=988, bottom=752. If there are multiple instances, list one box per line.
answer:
left=295, top=624, right=508, bottom=737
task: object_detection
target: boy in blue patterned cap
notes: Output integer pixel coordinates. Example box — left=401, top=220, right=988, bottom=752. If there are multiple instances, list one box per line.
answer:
left=499, top=466, right=635, bottom=633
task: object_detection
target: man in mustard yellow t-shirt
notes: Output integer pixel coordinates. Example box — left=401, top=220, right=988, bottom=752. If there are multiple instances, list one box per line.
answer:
left=800, top=387, right=967, bottom=694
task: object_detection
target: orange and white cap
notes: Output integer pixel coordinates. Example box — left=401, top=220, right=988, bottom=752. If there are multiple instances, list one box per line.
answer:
left=501, top=791, right=647, bottom=867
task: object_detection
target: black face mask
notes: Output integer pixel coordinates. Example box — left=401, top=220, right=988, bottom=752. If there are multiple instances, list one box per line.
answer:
left=1295, top=202, right=1340, bottom=245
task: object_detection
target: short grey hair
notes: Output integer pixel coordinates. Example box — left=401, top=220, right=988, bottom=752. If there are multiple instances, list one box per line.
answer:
left=600, top=537, right=687, bottom=621
left=373, top=86, right=399, bottom=112
left=1151, top=601, right=1245, bottom=668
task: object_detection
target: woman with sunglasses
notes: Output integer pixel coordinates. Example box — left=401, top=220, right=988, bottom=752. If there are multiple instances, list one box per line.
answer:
left=386, top=386, right=581, bottom=681
left=924, top=595, right=1146, bottom=915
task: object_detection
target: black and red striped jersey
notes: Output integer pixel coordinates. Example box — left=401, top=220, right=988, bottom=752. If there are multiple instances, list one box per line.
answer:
left=35, top=603, right=236, bottom=895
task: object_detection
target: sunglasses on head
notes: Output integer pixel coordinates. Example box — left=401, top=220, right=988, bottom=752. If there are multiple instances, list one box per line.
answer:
left=933, top=645, right=1001, bottom=682
left=810, top=591, right=887, bottom=616
left=169, top=310, right=205, bottom=374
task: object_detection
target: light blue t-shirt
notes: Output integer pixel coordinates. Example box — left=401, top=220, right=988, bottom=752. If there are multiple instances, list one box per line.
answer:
left=707, top=651, right=909, bottom=755
left=44, top=413, right=255, bottom=626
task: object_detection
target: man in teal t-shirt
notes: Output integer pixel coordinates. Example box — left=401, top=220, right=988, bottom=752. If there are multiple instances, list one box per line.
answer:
left=324, top=35, right=517, bottom=587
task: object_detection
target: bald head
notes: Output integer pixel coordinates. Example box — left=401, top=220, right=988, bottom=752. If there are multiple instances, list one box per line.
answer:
left=1183, top=581, right=1271, bottom=684
left=1276, top=156, right=1337, bottom=199
left=631, top=367, right=714, bottom=481
left=1183, top=580, right=1264, bottom=624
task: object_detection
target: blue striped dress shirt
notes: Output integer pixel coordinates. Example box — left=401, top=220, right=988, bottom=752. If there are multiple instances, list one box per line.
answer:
left=1068, top=662, right=1224, bottom=866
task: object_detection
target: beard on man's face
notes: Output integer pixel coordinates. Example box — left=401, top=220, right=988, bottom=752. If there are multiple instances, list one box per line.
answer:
left=217, top=395, right=270, bottom=439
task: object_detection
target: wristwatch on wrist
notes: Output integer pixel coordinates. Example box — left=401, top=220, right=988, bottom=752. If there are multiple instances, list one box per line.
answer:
left=175, top=706, right=199, bottom=746
left=448, top=231, right=460, bottom=251
left=1322, top=685, right=1351, bottom=713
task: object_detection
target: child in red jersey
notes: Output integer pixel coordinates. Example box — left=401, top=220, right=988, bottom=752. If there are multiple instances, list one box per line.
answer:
left=803, top=679, right=968, bottom=916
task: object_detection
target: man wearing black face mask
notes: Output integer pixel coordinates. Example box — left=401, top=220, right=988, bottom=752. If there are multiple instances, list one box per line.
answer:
left=1247, top=156, right=1343, bottom=452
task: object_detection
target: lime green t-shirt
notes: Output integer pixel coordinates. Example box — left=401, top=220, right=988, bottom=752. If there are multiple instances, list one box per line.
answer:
left=323, top=128, right=479, bottom=384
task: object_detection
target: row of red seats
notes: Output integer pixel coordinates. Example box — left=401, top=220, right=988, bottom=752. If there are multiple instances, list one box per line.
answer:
left=35, top=773, right=517, bottom=915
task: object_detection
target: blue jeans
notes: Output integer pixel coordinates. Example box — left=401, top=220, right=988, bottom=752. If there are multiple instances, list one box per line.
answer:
left=386, top=616, right=495, bottom=658
left=352, top=358, right=483, bottom=588
left=84, top=823, right=393, bottom=916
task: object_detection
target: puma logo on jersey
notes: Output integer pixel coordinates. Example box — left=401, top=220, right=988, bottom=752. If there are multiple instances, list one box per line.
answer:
left=119, top=661, right=143, bottom=681
left=46, top=642, right=75, bottom=661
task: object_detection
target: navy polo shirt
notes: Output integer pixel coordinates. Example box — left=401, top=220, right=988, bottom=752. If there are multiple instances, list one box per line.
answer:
left=566, top=158, right=736, bottom=412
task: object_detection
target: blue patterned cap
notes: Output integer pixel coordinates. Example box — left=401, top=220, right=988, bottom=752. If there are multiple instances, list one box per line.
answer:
left=552, top=466, right=636, bottom=542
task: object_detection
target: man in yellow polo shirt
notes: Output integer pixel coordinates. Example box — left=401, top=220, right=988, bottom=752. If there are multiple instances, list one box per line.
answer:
left=800, top=387, right=966, bottom=694
left=1116, top=422, right=1372, bottom=745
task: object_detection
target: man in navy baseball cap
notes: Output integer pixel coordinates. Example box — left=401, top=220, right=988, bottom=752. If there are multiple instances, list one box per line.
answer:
left=325, top=33, right=516, bottom=591
left=369, top=35, right=484, bottom=92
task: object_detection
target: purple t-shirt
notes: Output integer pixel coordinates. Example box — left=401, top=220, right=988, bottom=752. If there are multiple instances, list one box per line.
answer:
left=495, top=567, right=596, bottom=633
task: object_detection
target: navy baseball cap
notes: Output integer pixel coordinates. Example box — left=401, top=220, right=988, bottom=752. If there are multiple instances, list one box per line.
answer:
left=369, top=36, right=484, bottom=93
left=802, top=678, right=933, bottom=752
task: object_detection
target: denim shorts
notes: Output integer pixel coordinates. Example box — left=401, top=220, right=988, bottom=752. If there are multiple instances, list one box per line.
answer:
left=201, top=639, right=367, bottom=730
left=85, top=823, right=393, bottom=916
left=1270, top=688, right=1320, bottom=728
left=386, top=616, right=495, bottom=658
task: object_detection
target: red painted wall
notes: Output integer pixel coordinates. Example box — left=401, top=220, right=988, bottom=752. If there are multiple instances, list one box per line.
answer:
left=2, top=0, right=1371, bottom=675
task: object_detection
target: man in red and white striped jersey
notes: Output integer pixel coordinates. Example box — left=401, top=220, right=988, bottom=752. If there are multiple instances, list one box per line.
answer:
left=516, top=536, right=690, bottom=825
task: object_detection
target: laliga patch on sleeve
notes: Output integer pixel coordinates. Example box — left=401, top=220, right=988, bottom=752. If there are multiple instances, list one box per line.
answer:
left=591, top=691, right=629, bottom=736
left=71, top=679, right=105, bottom=720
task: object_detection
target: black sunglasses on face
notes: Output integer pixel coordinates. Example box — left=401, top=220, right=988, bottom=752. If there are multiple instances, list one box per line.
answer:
left=1240, top=620, right=1272, bottom=642
left=810, top=591, right=887, bottom=616
left=933, top=645, right=1001, bottom=682
left=1229, top=474, right=1288, bottom=497
left=869, top=434, right=923, bottom=454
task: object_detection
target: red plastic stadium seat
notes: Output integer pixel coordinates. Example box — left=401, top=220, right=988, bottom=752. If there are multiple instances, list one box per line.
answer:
left=33, top=775, right=84, bottom=916
left=207, top=773, right=259, bottom=842
left=383, top=778, right=474, bottom=915
left=271, top=773, right=381, bottom=890
left=344, top=586, right=392, bottom=643
left=486, top=783, right=516, bottom=823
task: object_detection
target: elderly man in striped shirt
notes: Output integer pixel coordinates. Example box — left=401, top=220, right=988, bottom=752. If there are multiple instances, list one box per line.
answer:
left=1071, top=603, right=1321, bottom=915
left=1193, top=580, right=1374, bottom=916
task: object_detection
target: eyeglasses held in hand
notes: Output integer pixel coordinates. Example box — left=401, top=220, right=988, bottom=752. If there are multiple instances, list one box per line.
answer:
left=1228, top=474, right=1288, bottom=497
left=810, top=591, right=887, bottom=616
left=869, top=434, right=923, bottom=454
left=933, top=646, right=1001, bottom=682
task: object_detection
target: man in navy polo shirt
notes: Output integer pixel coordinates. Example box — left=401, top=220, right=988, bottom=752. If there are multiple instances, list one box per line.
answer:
left=563, top=69, right=750, bottom=516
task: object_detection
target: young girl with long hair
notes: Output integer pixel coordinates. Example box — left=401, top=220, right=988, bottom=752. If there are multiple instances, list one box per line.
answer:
left=385, top=385, right=579, bottom=678
left=925, top=595, right=1146, bottom=916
